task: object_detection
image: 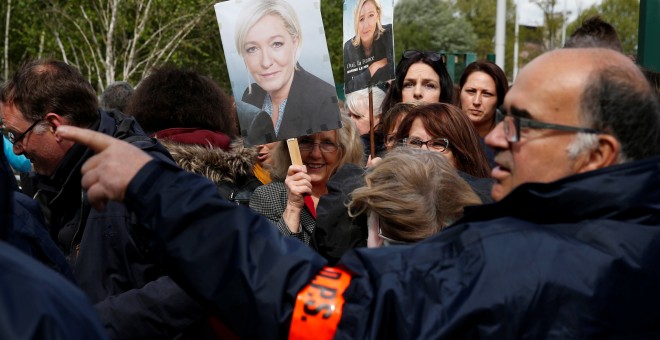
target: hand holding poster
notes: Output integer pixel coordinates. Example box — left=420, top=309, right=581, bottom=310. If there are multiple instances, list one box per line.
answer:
left=215, top=0, right=341, bottom=146
left=342, top=0, right=395, bottom=94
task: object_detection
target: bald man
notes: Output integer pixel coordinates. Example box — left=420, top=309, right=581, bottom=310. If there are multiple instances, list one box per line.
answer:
left=58, top=48, right=660, bottom=338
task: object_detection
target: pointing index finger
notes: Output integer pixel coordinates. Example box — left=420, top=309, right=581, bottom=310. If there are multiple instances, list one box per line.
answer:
left=56, top=125, right=115, bottom=153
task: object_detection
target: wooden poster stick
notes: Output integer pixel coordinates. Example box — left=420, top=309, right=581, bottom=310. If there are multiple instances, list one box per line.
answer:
left=287, top=138, right=303, bottom=166
left=368, top=85, right=375, bottom=159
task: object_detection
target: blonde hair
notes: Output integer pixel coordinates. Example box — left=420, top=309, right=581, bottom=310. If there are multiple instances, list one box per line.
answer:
left=270, top=114, right=364, bottom=180
left=351, top=0, right=385, bottom=48
left=348, top=148, right=481, bottom=243
left=235, top=0, right=302, bottom=92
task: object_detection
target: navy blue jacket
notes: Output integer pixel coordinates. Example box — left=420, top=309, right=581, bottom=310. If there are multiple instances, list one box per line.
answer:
left=0, top=149, right=106, bottom=339
left=126, top=155, right=660, bottom=338
left=34, top=110, right=206, bottom=339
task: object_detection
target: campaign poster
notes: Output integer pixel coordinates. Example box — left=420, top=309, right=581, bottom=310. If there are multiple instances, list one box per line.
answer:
left=342, top=0, right=395, bottom=94
left=215, top=0, right=341, bottom=146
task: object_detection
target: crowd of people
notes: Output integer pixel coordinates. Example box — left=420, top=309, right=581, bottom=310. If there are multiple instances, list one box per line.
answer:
left=1, top=9, right=660, bottom=339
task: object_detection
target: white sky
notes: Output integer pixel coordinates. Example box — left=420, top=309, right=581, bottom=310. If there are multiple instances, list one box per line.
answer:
left=518, top=0, right=603, bottom=26
left=390, top=0, right=604, bottom=27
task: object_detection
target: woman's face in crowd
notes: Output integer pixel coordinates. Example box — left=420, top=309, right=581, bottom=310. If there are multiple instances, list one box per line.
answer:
left=242, top=14, right=297, bottom=99
left=299, top=130, right=340, bottom=188
left=460, top=71, right=498, bottom=127
left=358, top=1, right=378, bottom=48
left=348, top=99, right=378, bottom=135
left=406, top=118, right=455, bottom=166
left=256, top=141, right=280, bottom=167
left=401, top=62, right=441, bottom=104
left=384, top=114, right=406, bottom=150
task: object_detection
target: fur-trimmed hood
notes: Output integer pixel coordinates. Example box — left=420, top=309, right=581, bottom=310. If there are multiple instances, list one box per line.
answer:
left=159, top=138, right=257, bottom=184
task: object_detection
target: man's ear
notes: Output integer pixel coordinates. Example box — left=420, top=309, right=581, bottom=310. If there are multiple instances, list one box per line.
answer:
left=44, top=113, right=71, bottom=142
left=577, top=134, right=620, bottom=173
left=44, top=112, right=70, bottom=130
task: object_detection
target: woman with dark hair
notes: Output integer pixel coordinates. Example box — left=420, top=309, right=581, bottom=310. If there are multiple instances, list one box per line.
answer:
left=380, top=50, right=454, bottom=114
left=395, top=103, right=491, bottom=179
left=126, top=66, right=260, bottom=206
left=459, top=60, right=508, bottom=138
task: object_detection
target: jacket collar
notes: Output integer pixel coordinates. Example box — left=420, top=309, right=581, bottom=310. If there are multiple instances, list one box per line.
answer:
left=462, top=155, right=660, bottom=226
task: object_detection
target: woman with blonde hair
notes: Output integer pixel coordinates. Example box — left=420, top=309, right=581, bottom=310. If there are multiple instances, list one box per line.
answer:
left=234, top=0, right=341, bottom=144
left=250, top=115, right=364, bottom=246
left=343, top=0, right=394, bottom=94
left=349, top=148, right=481, bottom=246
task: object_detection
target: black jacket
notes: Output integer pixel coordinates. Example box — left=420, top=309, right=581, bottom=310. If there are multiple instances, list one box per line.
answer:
left=343, top=24, right=395, bottom=94
left=34, top=110, right=206, bottom=339
left=126, top=154, right=660, bottom=338
left=242, top=66, right=341, bottom=144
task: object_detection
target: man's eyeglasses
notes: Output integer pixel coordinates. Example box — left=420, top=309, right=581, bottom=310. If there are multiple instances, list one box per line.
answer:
left=298, top=139, right=339, bottom=153
left=402, top=137, right=449, bottom=152
left=2, top=119, right=42, bottom=145
left=402, top=50, right=443, bottom=63
left=495, top=109, right=602, bottom=143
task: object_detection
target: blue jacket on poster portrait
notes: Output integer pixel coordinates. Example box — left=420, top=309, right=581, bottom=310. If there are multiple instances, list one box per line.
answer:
left=124, top=152, right=660, bottom=338
left=242, top=65, right=342, bottom=145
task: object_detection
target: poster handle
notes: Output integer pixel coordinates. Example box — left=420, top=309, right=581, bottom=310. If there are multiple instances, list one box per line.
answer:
left=287, top=138, right=303, bottom=166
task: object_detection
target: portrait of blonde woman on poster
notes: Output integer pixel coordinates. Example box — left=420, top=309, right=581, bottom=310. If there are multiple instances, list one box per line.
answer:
left=215, top=0, right=342, bottom=146
left=343, top=0, right=395, bottom=94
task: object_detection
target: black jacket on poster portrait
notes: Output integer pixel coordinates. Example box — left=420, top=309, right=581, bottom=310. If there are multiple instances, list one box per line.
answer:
left=242, top=65, right=342, bottom=145
left=343, top=24, right=394, bottom=94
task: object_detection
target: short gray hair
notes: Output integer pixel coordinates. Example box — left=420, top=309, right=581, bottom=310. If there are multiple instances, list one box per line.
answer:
left=345, top=86, right=386, bottom=118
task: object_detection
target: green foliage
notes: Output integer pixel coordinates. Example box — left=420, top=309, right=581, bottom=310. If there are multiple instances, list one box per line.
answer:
left=394, top=0, right=476, bottom=62
left=321, top=0, right=344, bottom=85
left=566, top=0, right=639, bottom=55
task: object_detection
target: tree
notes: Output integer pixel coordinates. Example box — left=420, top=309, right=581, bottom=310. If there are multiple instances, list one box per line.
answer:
left=533, top=0, right=564, bottom=50
left=43, top=0, right=215, bottom=91
left=566, top=0, right=639, bottom=55
left=394, top=0, right=477, bottom=62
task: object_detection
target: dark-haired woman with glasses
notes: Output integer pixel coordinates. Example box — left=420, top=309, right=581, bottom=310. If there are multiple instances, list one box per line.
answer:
left=395, top=103, right=493, bottom=202
left=380, top=50, right=455, bottom=115
left=249, top=115, right=364, bottom=247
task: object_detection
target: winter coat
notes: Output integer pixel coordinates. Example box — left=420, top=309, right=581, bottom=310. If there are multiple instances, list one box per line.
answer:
left=0, top=158, right=106, bottom=339
left=34, top=110, right=207, bottom=339
left=125, top=153, right=660, bottom=339
left=161, top=138, right=261, bottom=206
left=250, top=181, right=316, bottom=246
left=242, top=66, right=342, bottom=145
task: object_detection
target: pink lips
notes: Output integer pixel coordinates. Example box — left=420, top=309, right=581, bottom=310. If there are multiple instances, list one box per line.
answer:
left=260, top=71, right=279, bottom=78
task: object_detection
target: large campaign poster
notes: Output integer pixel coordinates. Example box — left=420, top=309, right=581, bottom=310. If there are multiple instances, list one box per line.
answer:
left=215, top=0, right=341, bottom=146
left=342, top=0, right=395, bottom=94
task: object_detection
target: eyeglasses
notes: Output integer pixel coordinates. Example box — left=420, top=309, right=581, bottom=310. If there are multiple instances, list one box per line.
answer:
left=402, top=50, right=443, bottom=62
left=495, top=109, right=602, bottom=143
left=1, top=119, right=42, bottom=145
left=298, top=139, right=339, bottom=153
left=378, top=226, right=408, bottom=246
left=402, top=137, right=449, bottom=152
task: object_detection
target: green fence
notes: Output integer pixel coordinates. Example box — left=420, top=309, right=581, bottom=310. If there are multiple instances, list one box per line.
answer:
left=638, top=0, right=660, bottom=72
